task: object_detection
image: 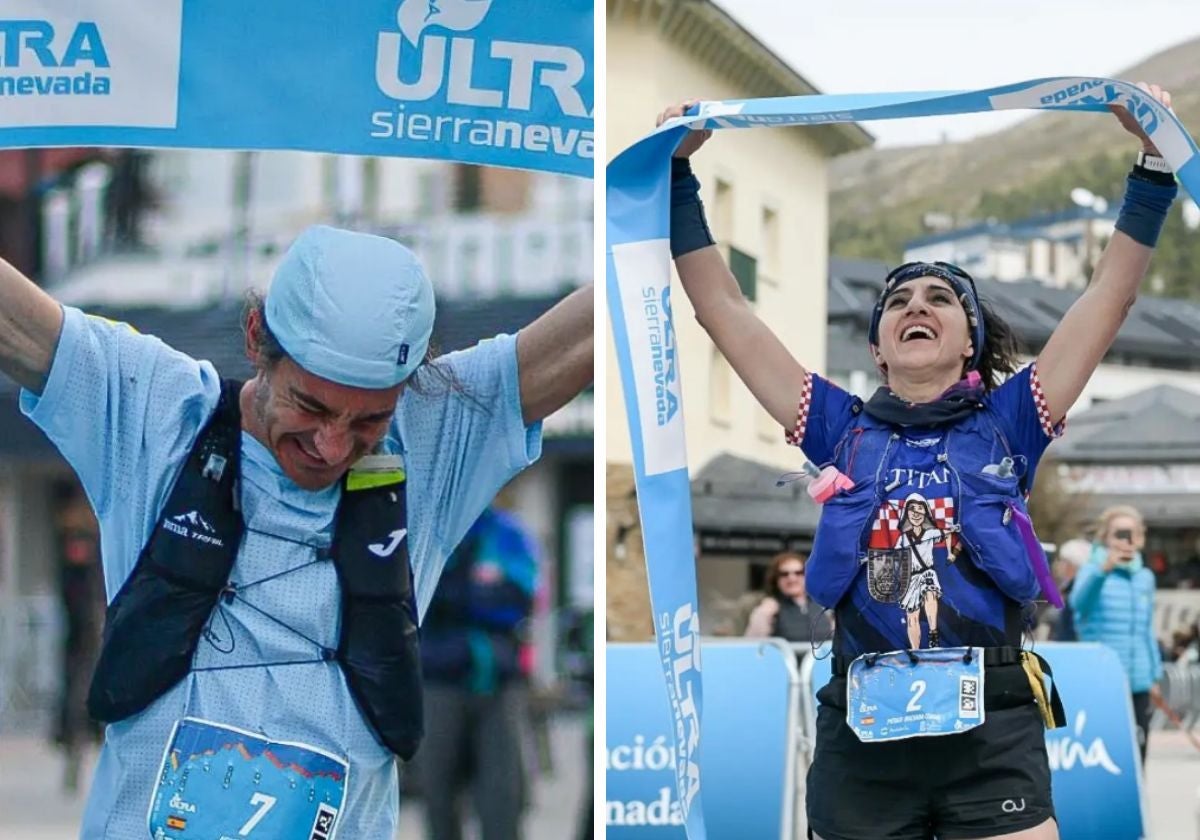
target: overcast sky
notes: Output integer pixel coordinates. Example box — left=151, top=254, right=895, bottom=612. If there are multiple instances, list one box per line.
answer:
left=712, top=0, right=1200, bottom=148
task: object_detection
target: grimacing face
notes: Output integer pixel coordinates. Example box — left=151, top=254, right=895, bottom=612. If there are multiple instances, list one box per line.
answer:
left=250, top=356, right=402, bottom=491
left=875, top=277, right=974, bottom=381
left=242, top=307, right=404, bottom=490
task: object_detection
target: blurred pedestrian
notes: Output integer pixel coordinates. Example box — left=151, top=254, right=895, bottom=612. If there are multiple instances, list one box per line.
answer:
left=744, top=552, right=833, bottom=645
left=1047, top=538, right=1090, bottom=642
left=53, top=481, right=104, bottom=793
left=415, top=504, right=539, bottom=840
left=562, top=607, right=594, bottom=840
left=1071, top=505, right=1164, bottom=764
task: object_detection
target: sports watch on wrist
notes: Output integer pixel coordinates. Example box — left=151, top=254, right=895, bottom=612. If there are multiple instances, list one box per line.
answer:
left=1136, top=150, right=1173, bottom=174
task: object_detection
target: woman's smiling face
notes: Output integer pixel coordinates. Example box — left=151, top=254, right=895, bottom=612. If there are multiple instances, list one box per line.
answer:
left=875, top=276, right=974, bottom=384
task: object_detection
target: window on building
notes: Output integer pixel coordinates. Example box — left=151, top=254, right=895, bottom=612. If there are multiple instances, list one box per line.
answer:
left=762, top=205, right=780, bottom=282
left=454, top=164, right=482, bottom=212
left=417, top=171, right=439, bottom=216
left=714, top=177, right=733, bottom=241
left=710, top=346, right=731, bottom=425
left=729, top=246, right=757, bottom=301
left=756, top=402, right=777, bottom=443
left=362, top=158, right=380, bottom=223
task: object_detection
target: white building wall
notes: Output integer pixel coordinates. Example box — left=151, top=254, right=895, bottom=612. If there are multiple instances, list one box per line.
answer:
left=50, top=150, right=591, bottom=307
left=904, top=233, right=991, bottom=269
left=607, top=8, right=837, bottom=475
left=992, top=243, right=1029, bottom=281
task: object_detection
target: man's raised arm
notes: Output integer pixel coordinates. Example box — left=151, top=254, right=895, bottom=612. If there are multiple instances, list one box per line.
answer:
left=515, top=282, right=593, bottom=425
left=0, top=256, right=64, bottom=394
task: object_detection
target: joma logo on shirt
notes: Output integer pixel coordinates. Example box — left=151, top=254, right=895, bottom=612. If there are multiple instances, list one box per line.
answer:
left=164, top=511, right=225, bottom=547
left=887, top=466, right=950, bottom=490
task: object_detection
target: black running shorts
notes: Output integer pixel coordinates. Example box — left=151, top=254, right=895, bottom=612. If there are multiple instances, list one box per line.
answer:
left=806, top=662, right=1055, bottom=840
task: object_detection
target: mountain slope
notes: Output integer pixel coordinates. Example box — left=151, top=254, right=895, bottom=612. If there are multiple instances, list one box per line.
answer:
left=829, top=37, right=1200, bottom=287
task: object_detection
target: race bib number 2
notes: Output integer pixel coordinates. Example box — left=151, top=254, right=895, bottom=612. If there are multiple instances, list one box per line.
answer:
left=846, top=647, right=985, bottom=743
left=148, top=718, right=349, bottom=840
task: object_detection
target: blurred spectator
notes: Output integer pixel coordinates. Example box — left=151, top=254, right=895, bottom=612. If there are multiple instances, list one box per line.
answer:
left=744, top=552, right=833, bottom=645
left=1169, top=623, right=1200, bottom=663
left=1046, top=538, right=1090, bottom=642
left=1178, top=554, right=1200, bottom=589
left=414, top=504, right=539, bottom=840
left=1071, top=505, right=1163, bottom=765
left=53, top=481, right=105, bottom=793
left=559, top=608, right=594, bottom=840
left=1146, top=550, right=1176, bottom=588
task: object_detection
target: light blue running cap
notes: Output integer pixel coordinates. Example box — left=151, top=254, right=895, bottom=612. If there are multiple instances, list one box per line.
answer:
left=264, top=225, right=436, bottom=389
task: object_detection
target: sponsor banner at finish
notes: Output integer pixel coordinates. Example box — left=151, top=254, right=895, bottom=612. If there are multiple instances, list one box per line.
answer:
left=607, top=641, right=798, bottom=839
left=0, top=0, right=593, bottom=178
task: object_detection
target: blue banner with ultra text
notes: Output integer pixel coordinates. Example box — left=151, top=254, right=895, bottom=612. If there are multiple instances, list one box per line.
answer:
left=0, top=0, right=593, bottom=178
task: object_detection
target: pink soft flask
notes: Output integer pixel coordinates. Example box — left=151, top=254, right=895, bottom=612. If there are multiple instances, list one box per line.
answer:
left=807, top=465, right=854, bottom=503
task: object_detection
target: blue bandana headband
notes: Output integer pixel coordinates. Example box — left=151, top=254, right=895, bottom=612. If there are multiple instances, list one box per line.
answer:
left=867, top=261, right=986, bottom=372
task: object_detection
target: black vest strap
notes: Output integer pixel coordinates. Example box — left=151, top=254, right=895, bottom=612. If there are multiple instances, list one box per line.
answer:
left=334, top=473, right=423, bottom=759
left=88, top=380, right=244, bottom=721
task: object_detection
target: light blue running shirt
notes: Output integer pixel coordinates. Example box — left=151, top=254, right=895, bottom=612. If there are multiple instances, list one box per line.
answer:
left=22, top=306, right=542, bottom=839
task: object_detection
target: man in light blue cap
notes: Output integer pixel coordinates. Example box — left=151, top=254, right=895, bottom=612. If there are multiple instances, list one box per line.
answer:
left=0, top=224, right=593, bottom=838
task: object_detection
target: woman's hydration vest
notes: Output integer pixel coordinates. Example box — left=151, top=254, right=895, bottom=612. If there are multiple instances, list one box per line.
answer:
left=86, top=380, right=425, bottom=759
left=806, top=400, right=1044, bottom=617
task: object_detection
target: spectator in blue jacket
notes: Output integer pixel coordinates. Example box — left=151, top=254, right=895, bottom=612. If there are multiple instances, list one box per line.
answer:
left=1070, top=505, right=1164, bottom=764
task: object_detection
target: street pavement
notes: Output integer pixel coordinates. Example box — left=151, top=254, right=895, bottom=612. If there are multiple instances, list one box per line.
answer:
left=0, top=713, right=590, bottom=840
left=3, top=722, right=1196, bottom=838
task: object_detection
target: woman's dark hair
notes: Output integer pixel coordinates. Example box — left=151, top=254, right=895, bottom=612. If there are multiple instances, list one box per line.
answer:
left=974, top=296, right=1020, bottom=392
left=765, top=551, right=806, bottom=599
left=241, top=291, right=471, bottom=401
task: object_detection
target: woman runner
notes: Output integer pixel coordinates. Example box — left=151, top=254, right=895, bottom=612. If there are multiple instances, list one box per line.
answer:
left=658, top=83, right=1178, bottom=840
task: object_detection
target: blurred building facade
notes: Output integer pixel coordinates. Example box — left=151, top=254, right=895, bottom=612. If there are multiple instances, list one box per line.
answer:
left=605, top=0, right=872, bottom=638
left=904, top=206, right=1118, bottom=289
left=0, top=149, right=592, bottom=732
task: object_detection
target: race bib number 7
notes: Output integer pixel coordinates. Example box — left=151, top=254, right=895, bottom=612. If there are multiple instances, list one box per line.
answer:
left=148, top=718, right=349, bottom=839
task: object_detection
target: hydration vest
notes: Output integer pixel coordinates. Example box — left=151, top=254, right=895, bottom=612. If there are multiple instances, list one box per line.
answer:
left=806, top=401, right=1043, bottom=615
left=87, top=380, right=424, bottom=760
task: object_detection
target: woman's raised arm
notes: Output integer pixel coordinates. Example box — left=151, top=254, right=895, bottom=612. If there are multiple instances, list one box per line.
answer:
left=661, top=101, right=809, bottom=429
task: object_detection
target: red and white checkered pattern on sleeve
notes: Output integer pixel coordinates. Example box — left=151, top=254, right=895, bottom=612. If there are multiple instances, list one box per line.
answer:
left=1030, top=361, right=1066, bottom=439
left=784, top=372, right=814, bottom=447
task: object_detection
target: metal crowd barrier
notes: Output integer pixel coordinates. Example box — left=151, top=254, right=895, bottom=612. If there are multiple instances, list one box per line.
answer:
left=0, top=595, right=63, bottom=734
left=1156, top=660, right=1200, bottom=731
left=791, top=642, right=830, bottom=839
